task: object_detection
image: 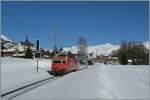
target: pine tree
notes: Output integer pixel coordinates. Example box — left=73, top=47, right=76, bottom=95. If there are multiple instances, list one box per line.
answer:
left=1, top=43, right=6, bottom=50
left=120, top=52, right=128, bottom=65
left=25, top=47, right=33, bottom=59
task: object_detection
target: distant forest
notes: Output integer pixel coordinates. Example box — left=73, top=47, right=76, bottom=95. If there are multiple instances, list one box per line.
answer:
left=111, top=41, right=149, bottom=65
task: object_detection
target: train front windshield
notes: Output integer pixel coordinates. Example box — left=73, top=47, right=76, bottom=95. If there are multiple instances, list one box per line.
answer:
left=53, top=60, right=61, bottom=63
left=62, top=61, right=66, bottom=63
left=53, top=60, right=66, bottom=64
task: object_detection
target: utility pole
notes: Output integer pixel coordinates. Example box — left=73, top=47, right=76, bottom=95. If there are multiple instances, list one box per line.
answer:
left=36, top=59, right=39, bottom=73
left=35, top=33, right=40, bottom=73
left=36, top=33, right=40, bottom=51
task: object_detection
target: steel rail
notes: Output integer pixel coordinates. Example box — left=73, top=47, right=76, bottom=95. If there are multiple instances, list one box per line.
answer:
left=1, top=76, right=60, bottom=100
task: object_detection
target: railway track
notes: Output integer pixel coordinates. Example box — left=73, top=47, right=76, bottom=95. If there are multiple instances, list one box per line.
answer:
left=1, top=76, right=60, bottom=100
left=1, top=65, right=89, bottom=100
left=79, top=66, right=88, bottom=71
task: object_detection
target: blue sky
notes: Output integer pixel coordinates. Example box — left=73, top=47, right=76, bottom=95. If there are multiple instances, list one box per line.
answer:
left=2, top=1, right=149, bottom=49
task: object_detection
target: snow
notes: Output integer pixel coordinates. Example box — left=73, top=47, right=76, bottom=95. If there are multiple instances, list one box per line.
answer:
left=1, top=57, right=52, bottom=95
left=12, top=54, right=25, bottom=57
left=128, top=59, right=133, bottom=63
left=3, top=48, right=17, bottom=52
left=17, top=43, right=25, bottom=52
left=11, top=63, right=149, bottom=99
left=63, top=41, right=149, bottom=56
left=1, top=57, right=149, bottom=99
left=1, top=34, right=12, bottom=42
left=106, top=65, right=149, bottom=99
left=63, top=43, right=120, bottom=56
left=143, top=41, right=149, bottom=49
left=87, top=43, right=120, bottom=56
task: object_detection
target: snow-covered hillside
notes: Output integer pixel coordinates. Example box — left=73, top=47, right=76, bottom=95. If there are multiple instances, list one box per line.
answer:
left=87, top=43, right=120, bottom=56
left=1, top=34, right=35, bottom=52
left=63, top=43, right=120, bottom=56
left=63, top=41, right=149, bottom=56
left=1, top=34, right=12, bottom=42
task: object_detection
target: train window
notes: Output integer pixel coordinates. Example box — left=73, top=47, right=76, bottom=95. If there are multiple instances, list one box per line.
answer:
left=53, top=60, right=61, bottom=63
left=62, top=61, right=66, bottom=63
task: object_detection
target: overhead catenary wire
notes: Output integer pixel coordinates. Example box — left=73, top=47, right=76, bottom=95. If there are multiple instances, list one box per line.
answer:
left=4, top=10, right=74, bottom=49
left=4, top=13, right=45, bottom=43
left=3, top=13, right=51, bottom=49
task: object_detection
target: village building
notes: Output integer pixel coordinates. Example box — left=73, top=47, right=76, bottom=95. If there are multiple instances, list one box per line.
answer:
left=96, top=55, right=119, bottom=64
left=128, top=59, right=133, bottom=65
left=20, top=33, right=34, bottom=49
left=1, top=48, right=18, bottom=57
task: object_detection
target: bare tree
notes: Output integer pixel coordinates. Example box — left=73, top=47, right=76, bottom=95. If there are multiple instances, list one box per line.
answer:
left=77, top=36, right=88, bottom=64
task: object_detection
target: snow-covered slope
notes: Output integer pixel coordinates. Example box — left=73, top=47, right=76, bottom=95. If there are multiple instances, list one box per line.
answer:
left=1, top=34, right=12, bottom=42
left=63, top=41, right=149, bottom=56
left=87, top=43, right=120, bottom=56
left=143, top=41, right=149, bottom=49
left=63, top=43, right=120, bottom=56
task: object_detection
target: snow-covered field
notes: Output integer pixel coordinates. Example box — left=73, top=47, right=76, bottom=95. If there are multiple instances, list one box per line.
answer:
left=1, top=57, right=149, bottom=99
left=1, top=57, right=52, bottom=94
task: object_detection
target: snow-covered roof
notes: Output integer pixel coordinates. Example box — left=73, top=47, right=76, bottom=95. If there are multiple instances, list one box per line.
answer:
left=3, top=48, right=17, bottom=52
left=128, top=59, right=133, bottom=63
left=112, top=57, right=118, bottom=59
left=1, top=34, right=12, bottom=42
left=18, top=44, right=25, bottom=52
left=13, top=54, right=25, bottom=56
left=18, top=48, right=25, bottom=52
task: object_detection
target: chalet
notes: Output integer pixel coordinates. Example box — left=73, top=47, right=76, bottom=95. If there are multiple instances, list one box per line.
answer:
left=1, top=49, right=18, bottom=57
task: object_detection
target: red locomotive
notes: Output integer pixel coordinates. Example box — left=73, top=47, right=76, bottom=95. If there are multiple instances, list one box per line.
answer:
left=51, top=52, right=79, bottom=76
